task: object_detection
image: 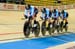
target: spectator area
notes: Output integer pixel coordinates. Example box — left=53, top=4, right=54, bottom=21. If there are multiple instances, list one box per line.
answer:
left=0, top=0, right=75, bottom=6
left=25, top=0, right=75, bottom=6
left=0, top=0, right=25, bottom=5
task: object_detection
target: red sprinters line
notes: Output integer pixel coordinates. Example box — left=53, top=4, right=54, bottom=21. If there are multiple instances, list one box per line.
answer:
left=0, top=32, right=23, bottom=35
left=0, top=37, right=25, bottom=41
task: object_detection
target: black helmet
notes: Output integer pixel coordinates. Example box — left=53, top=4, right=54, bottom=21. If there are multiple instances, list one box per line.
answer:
left=28, top=4, right=31, bottom=9
left=54, top=9, right=56, bottom=12
left=42, top=8, right=46, bottom=13
left=43, top=8, right=46, bottom=11
left=25, top=4, right=30, bottom=9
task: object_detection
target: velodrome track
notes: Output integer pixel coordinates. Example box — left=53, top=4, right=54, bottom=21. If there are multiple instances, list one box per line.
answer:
left=0, top=9, right=75, bottom=49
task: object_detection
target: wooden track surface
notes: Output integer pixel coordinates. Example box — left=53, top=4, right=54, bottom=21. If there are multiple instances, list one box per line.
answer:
left=0, top=9, right=75, bottom=41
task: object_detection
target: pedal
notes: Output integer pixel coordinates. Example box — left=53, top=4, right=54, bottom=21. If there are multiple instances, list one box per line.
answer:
left=57, top=23, right=60, bottom=25
left=50, top=24, right=53, bottom=28
left=33, top=24, right=37, bottom=27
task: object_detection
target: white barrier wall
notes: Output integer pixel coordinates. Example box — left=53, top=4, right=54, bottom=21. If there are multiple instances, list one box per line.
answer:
left=0, top=3, right=25, bottom=11
left=0, top=3, right=75, bottom=11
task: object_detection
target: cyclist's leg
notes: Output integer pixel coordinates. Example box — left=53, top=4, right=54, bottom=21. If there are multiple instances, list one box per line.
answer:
left=24, top=15, right=28, bottom=19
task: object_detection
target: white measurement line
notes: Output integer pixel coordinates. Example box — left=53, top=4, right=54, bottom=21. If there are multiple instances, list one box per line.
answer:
left=51, top=37, right=69, bottom=43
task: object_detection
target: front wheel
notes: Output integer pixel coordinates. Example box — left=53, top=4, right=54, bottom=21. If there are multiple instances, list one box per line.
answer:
left=33, top=22, right=40, bottom=37
left=56, top=25, right=60, bottom=33
left=23, top=21, right=31, bottom=38
left=60, top=21, right=64, bottom=33
left=64, top=21, right=68, bottom=32
left=23, top=28, right=30, bottom=38
left=48, top=24, right=53, bottom=35
left=64, top=25, right=68, bottom=32
left=41, top=28, right=46, bottom=36
left=41, top=22, right=46, bottom=36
